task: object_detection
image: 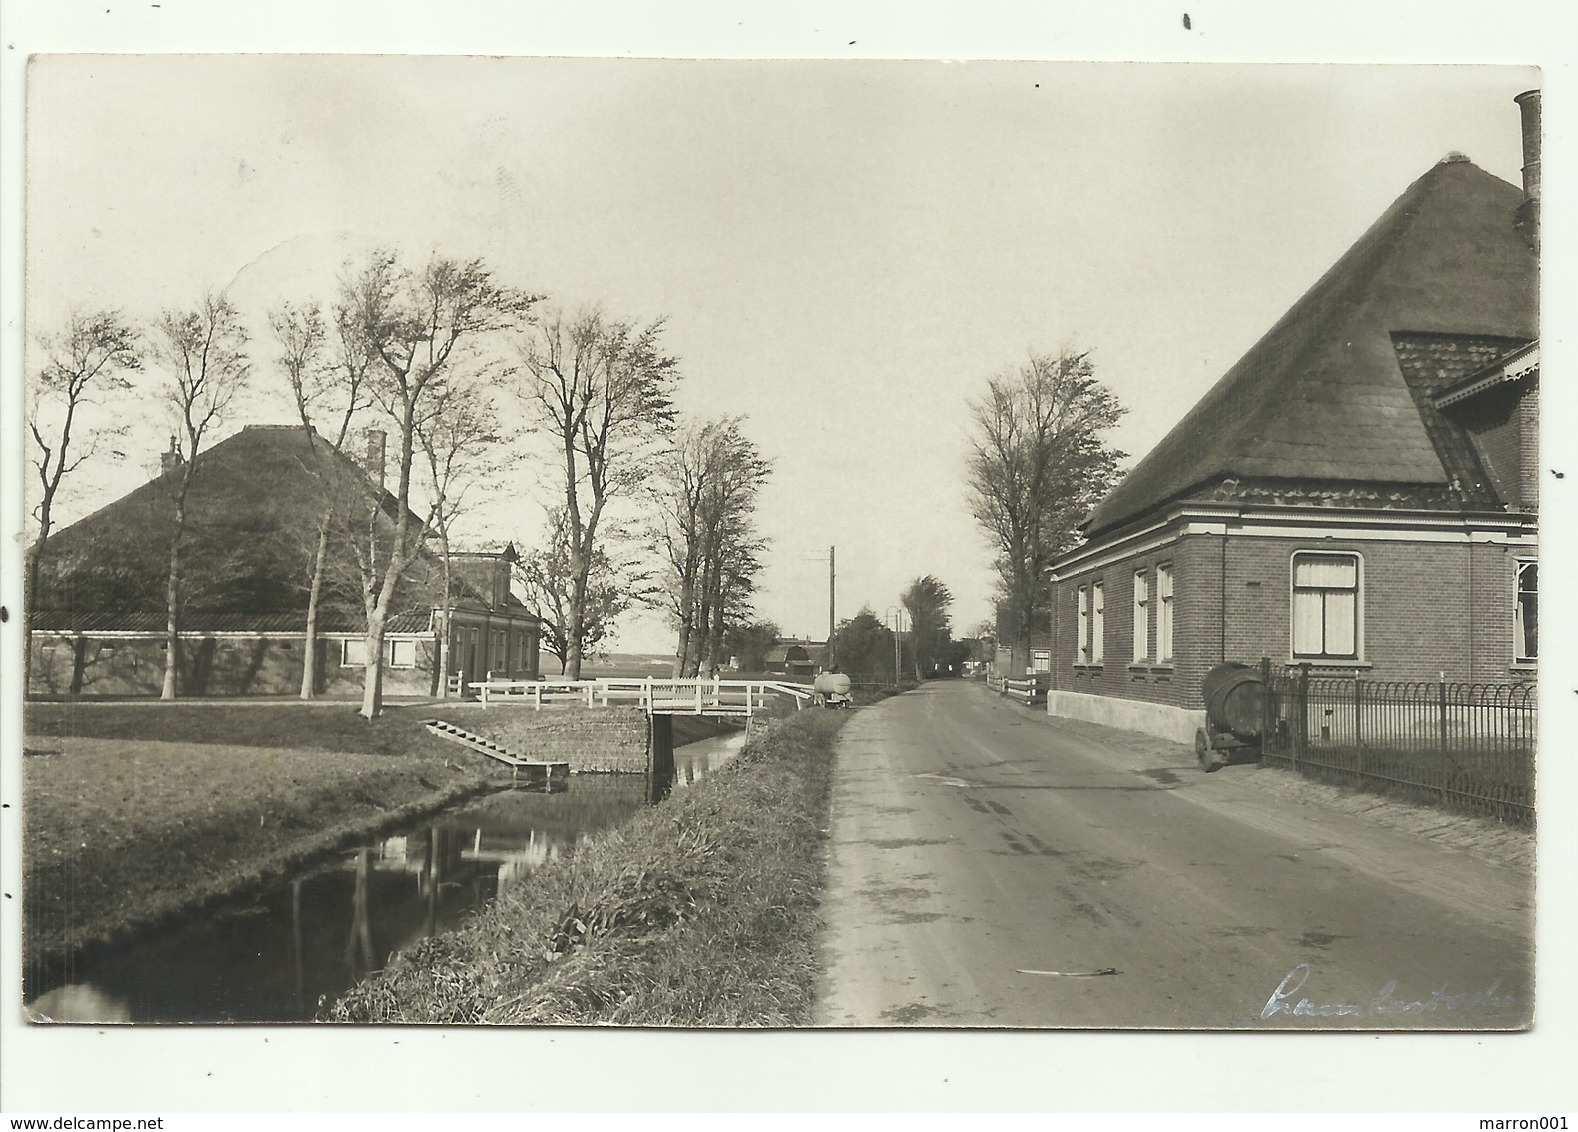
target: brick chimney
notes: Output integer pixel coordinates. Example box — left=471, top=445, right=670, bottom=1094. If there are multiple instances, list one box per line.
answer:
left=1515, top=89, right=1540, bottom=251
left=160, top=435, right=183, bottom=475
left=362, top=429, right=386, bottom=488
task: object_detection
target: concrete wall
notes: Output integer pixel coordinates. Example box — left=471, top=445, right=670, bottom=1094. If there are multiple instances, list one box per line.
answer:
left=27, top=634, right=439, bottom=698
left=450, top=704, right=652, bottom=773
left=1048, top=689, right=1206, bottom=747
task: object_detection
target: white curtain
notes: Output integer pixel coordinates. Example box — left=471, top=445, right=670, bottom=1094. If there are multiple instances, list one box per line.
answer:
left=1292, top=590, right=1325, bottom=655
left=1294, top=555, right=1356, bottom=589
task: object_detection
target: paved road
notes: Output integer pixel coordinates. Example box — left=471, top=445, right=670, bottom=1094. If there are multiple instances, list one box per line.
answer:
left=816, top=681, right=1533, bottom=1029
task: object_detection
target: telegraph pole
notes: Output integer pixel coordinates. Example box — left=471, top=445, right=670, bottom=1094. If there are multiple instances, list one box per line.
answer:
left=827, top=545, right=836, bottom=668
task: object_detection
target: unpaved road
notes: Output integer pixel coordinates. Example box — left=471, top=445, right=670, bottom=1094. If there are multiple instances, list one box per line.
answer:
left=816, top=681, right=1533, bottom=1029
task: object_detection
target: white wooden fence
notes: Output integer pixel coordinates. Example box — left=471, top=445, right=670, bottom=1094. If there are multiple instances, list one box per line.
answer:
left=466, top=676, right=815, bottom=718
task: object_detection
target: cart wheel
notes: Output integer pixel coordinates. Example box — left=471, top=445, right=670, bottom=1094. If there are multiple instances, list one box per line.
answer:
left=1196, top=728, right=1223, bottom=773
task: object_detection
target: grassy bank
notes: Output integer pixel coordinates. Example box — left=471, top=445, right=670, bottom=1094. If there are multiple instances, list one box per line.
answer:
left=22, top=736, right=508, bottom=967
left=26, top=700, right=738, bottom=755
left=330, top=707, right=849, bottom=1025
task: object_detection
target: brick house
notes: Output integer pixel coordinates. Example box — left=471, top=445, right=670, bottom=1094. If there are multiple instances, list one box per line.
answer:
left=27, top=424, right=542, bottom=698
left=1046, top=94, right=1539, bottom=745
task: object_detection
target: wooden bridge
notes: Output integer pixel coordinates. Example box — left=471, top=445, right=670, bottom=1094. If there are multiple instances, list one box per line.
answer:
left=466, top=676, right=816, bottom=718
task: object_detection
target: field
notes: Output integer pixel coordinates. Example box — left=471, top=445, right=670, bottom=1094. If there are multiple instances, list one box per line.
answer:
left=21, top=697, right=739, bottom=970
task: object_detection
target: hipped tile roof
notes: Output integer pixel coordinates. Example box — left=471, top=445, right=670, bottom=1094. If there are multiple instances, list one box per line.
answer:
left=1084, top=156, right=1536, bottom=537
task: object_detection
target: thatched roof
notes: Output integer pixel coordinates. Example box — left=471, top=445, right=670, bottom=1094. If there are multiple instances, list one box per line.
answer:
left=31, top=424, right=534, bottom=630
left=1084, top=155, right=1536, bottom=537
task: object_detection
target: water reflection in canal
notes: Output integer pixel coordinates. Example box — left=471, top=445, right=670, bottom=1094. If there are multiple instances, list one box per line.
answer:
left=26, top=728, right=745, bottom=1024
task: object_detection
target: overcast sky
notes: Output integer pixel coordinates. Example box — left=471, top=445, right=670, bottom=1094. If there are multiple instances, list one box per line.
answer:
left=19, top=57, right=1540, bottom=650
left=5, top=1, right=1578, bottom=1115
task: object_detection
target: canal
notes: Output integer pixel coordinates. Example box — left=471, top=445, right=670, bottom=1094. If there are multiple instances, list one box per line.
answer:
left=25, top=728, right=747, bottom=1024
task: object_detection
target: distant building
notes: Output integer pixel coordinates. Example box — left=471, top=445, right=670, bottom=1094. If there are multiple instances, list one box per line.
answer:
left=764, top=639, right=824, bottom=678
left=27, top=424, right=541, bottom=698
left=1047, top=94, right=1539, bottom=744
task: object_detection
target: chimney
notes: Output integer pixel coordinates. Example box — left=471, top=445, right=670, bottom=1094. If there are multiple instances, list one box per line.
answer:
left=160, top=435, right=183, bottom=475
left=1515, top=89, right=1540, bottom=250
left=362, top=429, right=386, bottom=488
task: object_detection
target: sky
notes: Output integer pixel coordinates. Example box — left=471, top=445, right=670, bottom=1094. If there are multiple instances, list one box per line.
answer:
left=17, top=55, right=1539, bottom=653
left=4, top=0, right=1578, bottom=1116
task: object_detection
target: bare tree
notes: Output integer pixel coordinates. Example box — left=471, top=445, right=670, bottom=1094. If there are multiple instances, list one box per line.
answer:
left=655, top=416, right=771, bottom=676
left=338, top=249, right=537, bottom=718
left=151, top=292, right=252, bottom=699
left=900, top=575, right=954, bottom=680
left=415, top=381, right=503, bottom=693
left=966, top=350, right=1125, bottom=673
left=516, top=307, right=679, bottom=678
left=270, top=300, right=373, bottom=698
left=516, top=507, right=637, bottom=674
left=23, top=309, right=141, bottom=696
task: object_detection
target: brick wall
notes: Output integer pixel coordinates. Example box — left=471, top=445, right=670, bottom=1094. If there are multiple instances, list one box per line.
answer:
left=1052, top=527, right=1535, bottom=712
left=452, top=704, right=652, bottom=773
left=1519, top=382, right=1539, bottom=512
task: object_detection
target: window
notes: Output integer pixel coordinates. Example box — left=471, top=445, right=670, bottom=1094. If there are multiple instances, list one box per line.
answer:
left=1156, top=564, right=1174, bottom=663
left=1515, top=561, right=1537, bottom=662
left=341, top=638, right=367, bottom=667
left=1077, top=587, right=1090, bottom=664
left=388, top=639, right=417, bottom=668
left=1132, top=571, right=1149, bottom=661
left=1091, top=582, right=1105, bottom=664
left=1291, top=552, right=1360, bottom=659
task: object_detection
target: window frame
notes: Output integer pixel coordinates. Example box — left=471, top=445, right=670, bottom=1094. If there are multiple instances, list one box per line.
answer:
left=1132, top=570, right=1149, bottom=662
left=341, top=638, right=367, bottom=667
left=1076, top=586, right=1090, bottom=665
left=1091, top=581, right=1105, bottom=665
left=388, top=638, right=418, bottom=669
left=1156, top=563, right=1174, bottom=664
left=1289, top=550, right=1363, bottom=661
left=1514, top=559, right=1537, bottom=663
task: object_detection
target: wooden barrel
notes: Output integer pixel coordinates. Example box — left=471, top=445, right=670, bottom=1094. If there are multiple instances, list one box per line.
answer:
left=1201, top=663, right=1266, bottom=741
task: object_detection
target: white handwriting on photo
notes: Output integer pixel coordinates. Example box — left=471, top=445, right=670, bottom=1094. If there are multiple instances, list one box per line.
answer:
left=1260, top=963, right=1517, bottom=1020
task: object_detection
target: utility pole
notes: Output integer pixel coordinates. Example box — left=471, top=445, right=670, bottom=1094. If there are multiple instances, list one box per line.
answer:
left=827, top=544, right=836, bottom=669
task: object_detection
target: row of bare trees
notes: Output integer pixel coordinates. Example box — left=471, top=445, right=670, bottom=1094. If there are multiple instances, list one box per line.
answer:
left=25, top=248, right=774, bottom=715
left=654, top=417, right=772, bottom=678
left=965, top=350, right=1126, bottom=672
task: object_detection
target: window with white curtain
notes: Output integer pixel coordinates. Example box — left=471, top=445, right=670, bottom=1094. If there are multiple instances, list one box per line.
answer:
left=1156, top=565, right=1174, bottom=662
left=1077, top=587, right=1090, bottom=664
left=1291, top=552, right=1360, bottom=659
left=1132, top=571, right=1149, bottom=660
left=1091, top=581, right=1105, bottom=664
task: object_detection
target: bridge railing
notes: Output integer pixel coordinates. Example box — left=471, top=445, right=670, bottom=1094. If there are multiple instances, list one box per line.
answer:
left=994, top=673, right=1049, bottom=707
left=469, top=676, right=814, bottom=718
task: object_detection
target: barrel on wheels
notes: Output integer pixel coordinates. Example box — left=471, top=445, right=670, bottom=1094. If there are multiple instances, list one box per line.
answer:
left=1195, top=662, right=1269, bottom=773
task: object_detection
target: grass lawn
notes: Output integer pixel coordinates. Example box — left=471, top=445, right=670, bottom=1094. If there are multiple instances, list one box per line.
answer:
left=330, top=706, right=849, bottom=1025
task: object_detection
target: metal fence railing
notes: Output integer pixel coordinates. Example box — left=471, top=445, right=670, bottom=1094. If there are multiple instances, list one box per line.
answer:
left=1260, top=661, right=1535, bottom=828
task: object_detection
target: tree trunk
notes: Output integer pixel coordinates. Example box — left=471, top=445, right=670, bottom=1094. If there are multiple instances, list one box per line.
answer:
left=436, top=533, right=454, bottom=695
left=360, top=609, right=387, bottom=719
left=21, top=531, right=44, bottom=699
left=299, top=514, right=331, bottom=699
left=161, top=518, right=184, bottom=700
left=565, top=563, right=587, bottom=680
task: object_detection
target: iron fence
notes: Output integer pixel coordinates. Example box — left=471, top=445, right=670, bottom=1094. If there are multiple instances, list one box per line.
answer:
left=1260, top=661, right=1536, bottom=828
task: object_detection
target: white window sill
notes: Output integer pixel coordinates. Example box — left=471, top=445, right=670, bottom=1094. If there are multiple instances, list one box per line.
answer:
left=1288, top=658, right=1372, bottom=670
